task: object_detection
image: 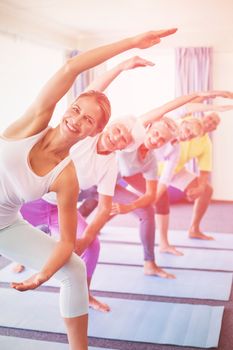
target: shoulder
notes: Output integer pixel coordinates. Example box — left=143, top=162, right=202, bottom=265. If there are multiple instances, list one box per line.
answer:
left=50, top=161, right=79, bottom=196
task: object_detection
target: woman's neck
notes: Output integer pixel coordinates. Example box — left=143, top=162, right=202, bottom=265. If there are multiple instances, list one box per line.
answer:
left=40, top=127, right=70, bottom=159
left=138, top=143, right=149, bottom=159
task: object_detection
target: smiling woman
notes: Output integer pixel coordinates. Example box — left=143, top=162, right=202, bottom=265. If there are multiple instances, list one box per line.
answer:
left=0, top=29, right=178, bottom=350
left=61, top=90, right=111, bottom=139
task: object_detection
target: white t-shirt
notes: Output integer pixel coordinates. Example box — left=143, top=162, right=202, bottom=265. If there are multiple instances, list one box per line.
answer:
left=117, top=147, right=157, bottom=180
left=154, top=142, right=180, bottom=185
left=71, top=135, right=118, bottom=196
left=44, top=135, right=118, bottom=204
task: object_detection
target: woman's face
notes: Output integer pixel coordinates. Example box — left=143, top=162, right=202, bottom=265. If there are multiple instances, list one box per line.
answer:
left=178, top=119, right=202, bottom=141
left=60, top=96, right=104, bottom=143
left=203, top=113, right=220, bottom=133
left=100, top=122, right=133, bottom=153
left=144, top=122, right=171, bottom=149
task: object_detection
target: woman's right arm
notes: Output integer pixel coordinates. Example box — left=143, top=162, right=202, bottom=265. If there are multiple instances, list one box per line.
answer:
left=184, top=102, right=233, bottom=115
left=85, top=56, right=154, bottom=92
left=4, top=28, right=177, bottom=139
left=139, top=90, right=233, bottom=127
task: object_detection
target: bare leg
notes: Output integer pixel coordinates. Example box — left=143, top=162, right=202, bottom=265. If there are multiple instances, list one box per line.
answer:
left=188, top=184, right=214, bottom=240
left=156, top=214, right=183, bottom=256
left=144, top=261, right=175, bottom=279
left=64, top=314, right=88, bottom=350
left=87, top=278, right=110, bottom=312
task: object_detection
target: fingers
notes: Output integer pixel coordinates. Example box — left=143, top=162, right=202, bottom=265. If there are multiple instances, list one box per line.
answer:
left=155, top=28, right=178, bottom=38
left=126, top=56, right=155, bottom=69
left=10, top=281, right=37, bottom=291
left=139, top=59, right=155, bottom=67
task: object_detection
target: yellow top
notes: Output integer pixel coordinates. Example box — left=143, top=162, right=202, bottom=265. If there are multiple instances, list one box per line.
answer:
left=175, top=134, right=212, bottom=174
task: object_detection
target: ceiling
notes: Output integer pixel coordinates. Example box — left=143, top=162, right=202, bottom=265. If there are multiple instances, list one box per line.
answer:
left=0, top=0, right=233, bottom=50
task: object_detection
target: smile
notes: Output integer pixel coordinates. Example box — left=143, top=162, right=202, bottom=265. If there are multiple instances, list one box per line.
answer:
left=65, top=121, right=80, bottom=133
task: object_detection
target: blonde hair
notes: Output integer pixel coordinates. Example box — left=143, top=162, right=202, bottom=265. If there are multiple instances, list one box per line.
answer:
left=160, top=116, right=179, bottom=138
left=204, top=112, right=220, bottom=124
left=180, top=117, right=204, bottom=137
left=78, top=90, right=111, bottom=131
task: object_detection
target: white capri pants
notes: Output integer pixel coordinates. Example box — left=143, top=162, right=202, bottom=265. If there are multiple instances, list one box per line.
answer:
left=0, top=219, right=88, bottom=318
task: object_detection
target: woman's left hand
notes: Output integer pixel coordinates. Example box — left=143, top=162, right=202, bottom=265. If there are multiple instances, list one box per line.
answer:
left=110, top=202, right=131, bottom=215
left=11, top=272, right=49, bottom=291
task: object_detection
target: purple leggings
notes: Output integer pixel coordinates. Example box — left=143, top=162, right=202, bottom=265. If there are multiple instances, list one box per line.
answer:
left=20, top=199, right=100, bottom=278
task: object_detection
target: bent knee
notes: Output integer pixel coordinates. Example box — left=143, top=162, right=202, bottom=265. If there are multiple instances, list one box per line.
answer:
left=205, top=183, right=213, bottom=196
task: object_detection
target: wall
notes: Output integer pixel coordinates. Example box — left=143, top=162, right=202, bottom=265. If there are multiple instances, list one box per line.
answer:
left=0, top=33, right=66, bottom=132
left=104, top=49, right=233, bottom=201
left=0, top=28, right=232, bottom=200
left=211, top=52, right=233, bottom=200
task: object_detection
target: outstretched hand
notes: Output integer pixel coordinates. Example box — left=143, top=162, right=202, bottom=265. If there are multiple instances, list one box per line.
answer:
left=215, top=104, right=233, bottom=112
left=186, top=184, right=205, bottom=201
left=199, top=90, right=233, bottom=100
left=211, top=90, right=233, bottom=99
left=11, top=272, right=48, bottom=292
left=132, top=28, right=177, bottom=49
left=120, top=56, right=155, bottom=71
left=110, top=202, right=132, bottom=215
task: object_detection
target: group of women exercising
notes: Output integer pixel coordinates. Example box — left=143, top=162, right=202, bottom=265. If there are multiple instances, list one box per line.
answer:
left=1, top=28, right=233, bottom=349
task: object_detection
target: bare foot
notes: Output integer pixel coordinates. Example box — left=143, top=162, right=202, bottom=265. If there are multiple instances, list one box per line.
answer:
left=189, top=231, right=214, bottom=240
left=144, top=261, right=175, bottom=279
left=159, top=245, right=184, bottom=256
left=12, top=263, right=25, bottom=273
left=89, top=295, right=110, bottom=312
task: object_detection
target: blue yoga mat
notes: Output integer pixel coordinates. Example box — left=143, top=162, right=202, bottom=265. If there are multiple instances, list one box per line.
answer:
left=1, top=262, right=231, bottom=301
left=0, top=264, right=232, bottom=300
left=101, top=225, right=233, bottom=249
left=0, top=336, right=109, bottom=350
left=91, top=264, right=232, bottom=301
left=99, top=242, right=233, bottom=271
left=0, top=336, right=69, bottom=350
left=0, top=289, right=223, bottom=348
left=2, top=257, right=233, bottom=302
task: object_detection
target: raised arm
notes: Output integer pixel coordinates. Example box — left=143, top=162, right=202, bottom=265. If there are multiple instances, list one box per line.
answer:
left=85, top=56, right=155, bottom=92
left=5, top=28, right=177, bottom=137
left=188, top=90, right=233, bottom=104
left=184, top=102, right=233, bottom=115
left=139, top=90, right=230, bottom=127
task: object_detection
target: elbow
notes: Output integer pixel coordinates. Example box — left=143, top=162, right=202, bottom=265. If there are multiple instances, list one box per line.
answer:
left=63, top=58, right=79, bottom=77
